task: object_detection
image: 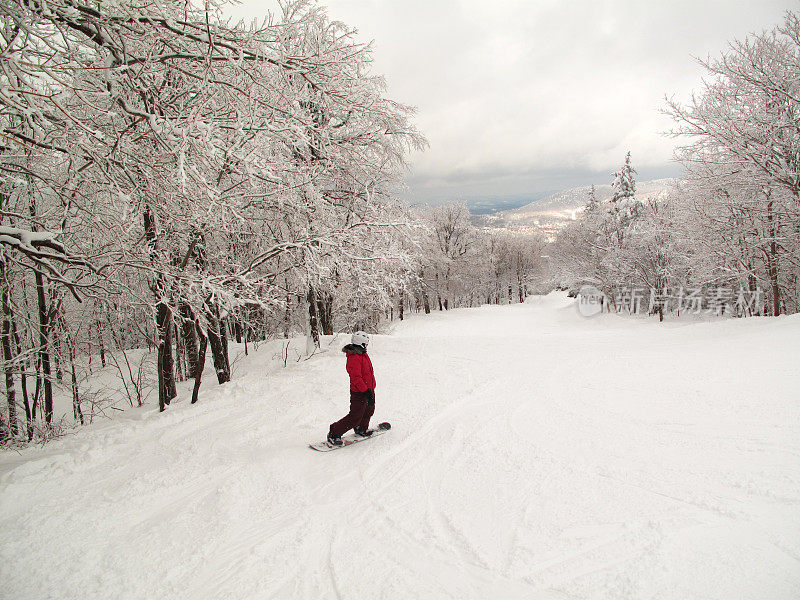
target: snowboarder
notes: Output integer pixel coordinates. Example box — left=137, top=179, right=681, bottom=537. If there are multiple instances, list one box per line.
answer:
left=327, top=331, right=376, bottom=446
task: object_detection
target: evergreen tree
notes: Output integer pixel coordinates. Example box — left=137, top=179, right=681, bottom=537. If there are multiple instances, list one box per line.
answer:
left=586, top=184, right=598, bottom=214
left=612, top=151, right=637, bottom=204
left=608, top=152, right=642, bottom=244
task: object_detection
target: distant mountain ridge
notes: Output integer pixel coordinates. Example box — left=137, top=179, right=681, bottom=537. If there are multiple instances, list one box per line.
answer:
left=505, top=178, right=677, bottom=216
left=470, top=178, right=677, bottom=238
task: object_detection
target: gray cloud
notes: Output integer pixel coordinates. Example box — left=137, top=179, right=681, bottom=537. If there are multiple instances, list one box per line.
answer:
left=228, top=0, right=794, bottom=203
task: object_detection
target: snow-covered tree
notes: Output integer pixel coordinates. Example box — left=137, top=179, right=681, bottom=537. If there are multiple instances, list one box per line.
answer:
left=0, top=0, right=425, bottom=439
left=666, top=11, right=800, bottom=316
left=667, top=12, right=800, bottom=200
left=552, top=153, right=646, bottom=301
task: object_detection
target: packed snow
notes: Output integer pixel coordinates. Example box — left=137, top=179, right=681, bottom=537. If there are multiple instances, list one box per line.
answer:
left=1, top=292, right=799, bottom=599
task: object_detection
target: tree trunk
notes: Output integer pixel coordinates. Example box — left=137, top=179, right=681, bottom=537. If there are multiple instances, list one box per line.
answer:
left=95, top=320, right=106, bottom=368
left=174, top=316, right=185, bottom=383
left=220, top=316, right=231, bottom=375
left=206, top=307, right=231, bottom=384
left=191, top=321, right=208, bottom=404
left=233, top=317, right=242, bottom=344
left=1, top=257, right=18, bottom=436
left=65, top=333, right=84, bottom=425
left=31, top=366, right=41, bottom=438
left=307, top=286, right=320, bottom=348
left=10, top=318, right=32, bottom=440
left=144, top=206, right=177, bottom=411
left=180, top=302, right=199, bottom=378
left=284, top=293, right=291, bottom=339
left=155, top=300, right=177, bottom=410
left=317, top=291, right=334, bottom=335
left=419, top=271, right=431, bottom=315
left=26, top=192, right=54, bottom=425
left=34, top=271, right=53, bottom=425
left=54, top=333, right=63, bottom=382
left=766, top=199, right=781, bottom=316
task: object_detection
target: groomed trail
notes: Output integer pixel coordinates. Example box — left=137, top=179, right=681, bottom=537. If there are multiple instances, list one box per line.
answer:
left=1, top=293, right=799, bottom=599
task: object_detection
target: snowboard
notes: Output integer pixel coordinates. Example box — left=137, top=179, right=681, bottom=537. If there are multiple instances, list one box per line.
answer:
left=309, top=422, right=391, bottom=452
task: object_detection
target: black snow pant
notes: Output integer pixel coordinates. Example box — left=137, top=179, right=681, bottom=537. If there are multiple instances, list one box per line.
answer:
left=329, top=390, right=374, bottom=438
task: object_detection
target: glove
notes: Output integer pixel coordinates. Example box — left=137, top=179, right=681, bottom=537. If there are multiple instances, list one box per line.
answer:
left=366, top=389, right=375, bottom=404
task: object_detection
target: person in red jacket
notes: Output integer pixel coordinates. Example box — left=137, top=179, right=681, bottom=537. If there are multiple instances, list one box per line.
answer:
left=328, top=331, right=376, bottom=446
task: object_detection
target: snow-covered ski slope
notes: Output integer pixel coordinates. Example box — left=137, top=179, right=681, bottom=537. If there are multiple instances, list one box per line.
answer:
left=2, top=293, right=799, bottom=600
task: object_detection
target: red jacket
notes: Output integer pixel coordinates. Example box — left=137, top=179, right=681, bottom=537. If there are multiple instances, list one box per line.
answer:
left=344, top=345, right=376, bottom=392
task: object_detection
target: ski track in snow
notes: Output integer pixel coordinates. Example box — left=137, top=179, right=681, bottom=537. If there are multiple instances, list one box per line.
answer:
left=1, top=292, right=799, bottom=599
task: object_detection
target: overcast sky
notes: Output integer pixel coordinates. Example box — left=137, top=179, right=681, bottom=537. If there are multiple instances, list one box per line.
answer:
left=227, top=0, right=794, bottom=205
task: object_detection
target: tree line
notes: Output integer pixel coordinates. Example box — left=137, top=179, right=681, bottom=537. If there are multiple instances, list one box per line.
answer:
left=0, top=0, right=546, bottom=443
left=552, top=12, right=800, bottom=320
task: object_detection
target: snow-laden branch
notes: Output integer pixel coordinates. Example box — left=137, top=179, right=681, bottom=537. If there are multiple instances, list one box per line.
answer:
left=0, top=226, right=97, bottom=300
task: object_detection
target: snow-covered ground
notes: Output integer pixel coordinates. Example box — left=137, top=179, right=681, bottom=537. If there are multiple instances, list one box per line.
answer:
left=2, top=292, right=799, bottom=599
